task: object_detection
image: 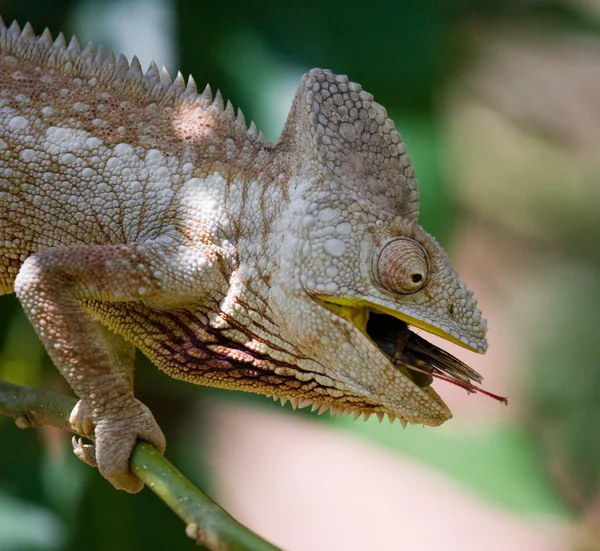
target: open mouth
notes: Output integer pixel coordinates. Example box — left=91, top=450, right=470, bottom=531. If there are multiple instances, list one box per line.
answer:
left=319, top=299, right=507, bottom=403
left=366, top=312, right=483, bottom=389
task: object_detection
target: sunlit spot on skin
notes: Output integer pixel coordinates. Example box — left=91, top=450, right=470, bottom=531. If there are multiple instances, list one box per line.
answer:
left=171, top=103, right=218, bottom=142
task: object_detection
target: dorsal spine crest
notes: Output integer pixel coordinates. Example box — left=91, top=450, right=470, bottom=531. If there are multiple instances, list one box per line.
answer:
left=0, top=19, right=273, bottom=143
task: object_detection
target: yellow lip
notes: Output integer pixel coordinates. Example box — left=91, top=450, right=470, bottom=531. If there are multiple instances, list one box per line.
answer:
left=317, top=295, right=477, bottom=352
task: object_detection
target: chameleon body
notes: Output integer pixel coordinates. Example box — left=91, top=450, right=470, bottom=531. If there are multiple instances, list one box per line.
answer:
left=0, top=20, right=487, bottom=492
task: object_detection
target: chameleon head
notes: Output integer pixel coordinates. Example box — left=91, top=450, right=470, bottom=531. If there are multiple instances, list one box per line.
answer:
left=316, top=215, right=489, bottom=356
left=267, top=68, right=488, bottom=425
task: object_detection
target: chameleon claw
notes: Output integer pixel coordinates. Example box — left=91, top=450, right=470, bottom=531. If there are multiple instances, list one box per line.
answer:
left=72, top=436, right=97, bottom=467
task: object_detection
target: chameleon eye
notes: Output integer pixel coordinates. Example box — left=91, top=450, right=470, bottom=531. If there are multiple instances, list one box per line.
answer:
left=375, top=238, right=428, bottom=294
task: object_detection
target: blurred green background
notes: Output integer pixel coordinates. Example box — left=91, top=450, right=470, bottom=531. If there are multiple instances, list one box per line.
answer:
left=1, top=0, right=600, bottom=549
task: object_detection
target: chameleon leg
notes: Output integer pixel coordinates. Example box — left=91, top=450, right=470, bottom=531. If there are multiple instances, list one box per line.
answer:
left=70, top=326, right=136, bottom=467
left=12, top=240, right=195, bottom=493
left=97, top=324, right=136, bottom=389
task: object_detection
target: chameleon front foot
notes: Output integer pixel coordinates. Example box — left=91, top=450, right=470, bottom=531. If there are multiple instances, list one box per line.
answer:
left=70, top=398, right=166, bottom=493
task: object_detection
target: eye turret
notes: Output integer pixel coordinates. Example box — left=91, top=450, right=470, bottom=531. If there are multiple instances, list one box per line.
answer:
left=375, top=238, right=428, bottom=294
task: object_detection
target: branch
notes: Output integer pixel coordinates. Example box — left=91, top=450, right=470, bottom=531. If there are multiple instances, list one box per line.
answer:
left=0, top=380, right=280, bottom=551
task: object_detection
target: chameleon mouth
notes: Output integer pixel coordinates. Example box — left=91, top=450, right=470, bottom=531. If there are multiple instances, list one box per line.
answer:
left=264, top=302, right=505, bottom=425
left=318, top=299, right=505, bottom=401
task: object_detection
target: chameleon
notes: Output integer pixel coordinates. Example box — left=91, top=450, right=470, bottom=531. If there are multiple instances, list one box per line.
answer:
left=0, top=19, right=488, bottom=493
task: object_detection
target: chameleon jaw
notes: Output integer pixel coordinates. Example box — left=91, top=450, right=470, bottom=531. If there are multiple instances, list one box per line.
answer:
left=265, top=392, right=413, bottom=426
left=316, top=297, right=484, bottom=391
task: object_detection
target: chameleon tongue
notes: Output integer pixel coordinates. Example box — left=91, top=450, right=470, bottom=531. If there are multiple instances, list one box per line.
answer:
left=399, top=361, right=508, bottom=404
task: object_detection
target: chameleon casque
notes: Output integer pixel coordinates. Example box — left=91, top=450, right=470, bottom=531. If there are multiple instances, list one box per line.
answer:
left=0, top=19, right=488, bottom=493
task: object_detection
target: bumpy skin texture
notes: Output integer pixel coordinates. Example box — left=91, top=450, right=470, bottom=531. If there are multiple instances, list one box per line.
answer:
left=0, top=20, right=487, bottom=492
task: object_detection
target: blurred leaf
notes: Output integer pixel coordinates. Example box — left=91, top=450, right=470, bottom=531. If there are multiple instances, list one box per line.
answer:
left=393, top=113, right=454, bottom=243
left=0, top=308, right=45, bottom=386
left=527, top=264, right=600, bottom=508
left=0, top=491, right=65, bottom=551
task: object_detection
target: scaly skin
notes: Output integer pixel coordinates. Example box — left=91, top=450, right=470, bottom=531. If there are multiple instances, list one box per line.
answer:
left=0, top=20, right=488, bottom=492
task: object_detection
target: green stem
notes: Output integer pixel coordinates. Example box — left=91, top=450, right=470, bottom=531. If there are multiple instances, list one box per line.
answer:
left=131, top=442, right=279, bottom=551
